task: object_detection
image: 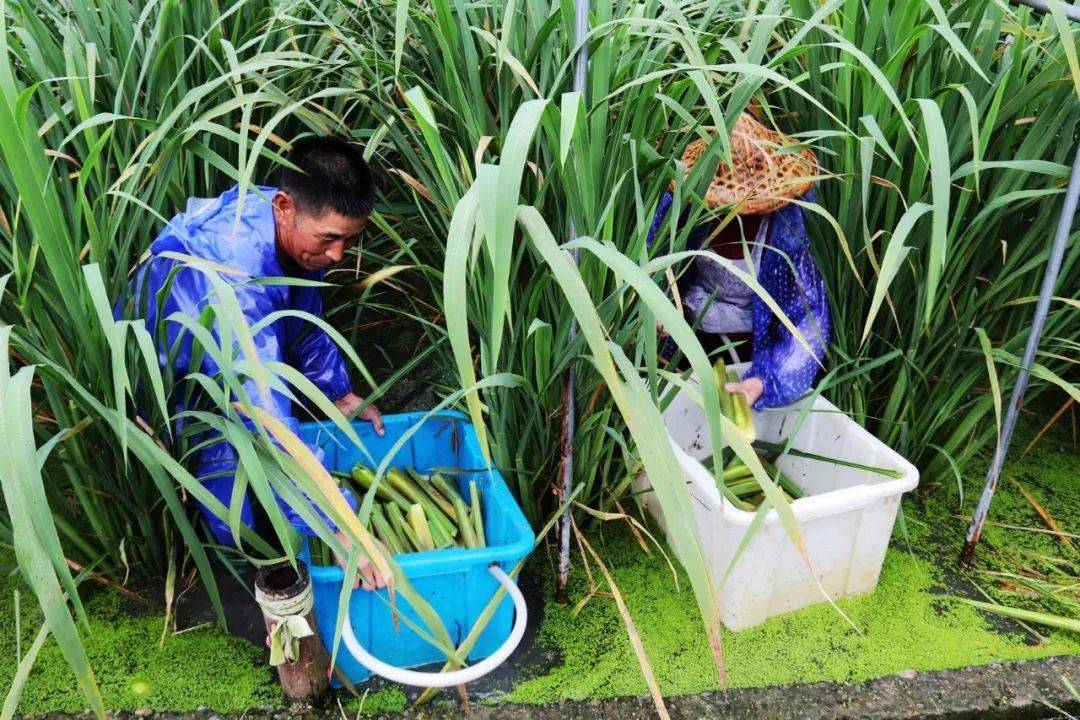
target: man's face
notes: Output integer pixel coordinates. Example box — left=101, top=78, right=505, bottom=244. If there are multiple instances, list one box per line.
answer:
left=273, top=191, right=367, bottom=271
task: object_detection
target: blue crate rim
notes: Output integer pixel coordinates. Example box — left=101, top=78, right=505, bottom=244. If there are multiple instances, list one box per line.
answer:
left=304, top=409, right=473, bottom=452
left=306, top=533, right=534, bottom=584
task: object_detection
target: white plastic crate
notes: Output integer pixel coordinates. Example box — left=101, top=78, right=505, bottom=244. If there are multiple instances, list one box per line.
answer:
left=635, top=364, right=919, bottom=631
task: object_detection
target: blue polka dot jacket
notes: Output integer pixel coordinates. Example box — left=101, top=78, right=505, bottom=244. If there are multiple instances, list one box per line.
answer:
left=647, top=191, right=831, bottom=410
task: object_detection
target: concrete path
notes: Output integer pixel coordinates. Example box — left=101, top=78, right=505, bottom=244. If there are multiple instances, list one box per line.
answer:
left=28, top=654, right=1079, bottom=720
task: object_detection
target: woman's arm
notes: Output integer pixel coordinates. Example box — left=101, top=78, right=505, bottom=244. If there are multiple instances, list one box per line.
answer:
left=747, top=205, right=831, bottom=409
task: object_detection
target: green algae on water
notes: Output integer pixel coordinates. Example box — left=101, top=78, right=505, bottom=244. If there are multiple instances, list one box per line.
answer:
left=0, top=560, right=280, bottom=715
left=344, top=686, right=408, bottom=716
left=914, top=405, right=1080, bottom=620
left=508, top=513, right=1079, bottom=704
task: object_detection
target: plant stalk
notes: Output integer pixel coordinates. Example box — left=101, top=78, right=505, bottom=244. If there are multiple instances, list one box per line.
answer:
left=556, top=0, right=591, bottom=606
left=961, top=140, right=1080, bottom=567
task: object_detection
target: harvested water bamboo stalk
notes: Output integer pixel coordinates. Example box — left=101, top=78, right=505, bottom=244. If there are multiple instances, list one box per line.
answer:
left=757, top=457, right=806, bottom=500
left=753, top=440, right=904, bottom=479
left=722, top=464, right=753, bottom=483
left=470, top=481, right=486, bottom=548
left=432, top=473, right=465, bottom=506
left=308, top=465, right=488, bottom=560
left=371, top=505, right=407, bottom=555
left=408, top=504, right=435, bottom=551
left=727, top=479, right=760, bottom=497
left=726, top=369, right=756, bottom=443
left=387, top=468, right=427, bottom=506
left=350, top=466, right=413, bottom=512
left=714, top=358, right=733, bottom=421
left=418, top=475, right=458, bottom=521
left=455, top=495, right=478, bottom=549
left=387, top=503, right=421, bottom=552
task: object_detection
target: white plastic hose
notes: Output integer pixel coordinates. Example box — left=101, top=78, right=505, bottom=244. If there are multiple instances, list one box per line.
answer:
left=340, top=564, right=526, bottom=687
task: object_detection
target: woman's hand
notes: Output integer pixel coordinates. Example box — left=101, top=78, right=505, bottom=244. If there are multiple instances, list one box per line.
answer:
left=333, top=392, right=385, bottom=436
left=332, top=530, right=389, bottom=590
left=724, top=376, right=764, bottom=407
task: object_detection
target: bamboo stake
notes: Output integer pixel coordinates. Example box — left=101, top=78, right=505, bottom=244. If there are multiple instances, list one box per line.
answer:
left=556, top=0, right=591, bottom=605
left=254, top=561, right=329, bottom=707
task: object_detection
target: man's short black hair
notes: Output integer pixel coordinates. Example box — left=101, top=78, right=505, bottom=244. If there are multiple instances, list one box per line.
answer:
left=279, top=136, right=374, bottom=217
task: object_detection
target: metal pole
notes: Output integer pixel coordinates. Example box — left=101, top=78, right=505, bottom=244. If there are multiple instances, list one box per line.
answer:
left=960, top=140, right=1080, bottom=567
left=959, top=0, right=1080, bottom=566
left=1010, top=0, right=1080, bottom=21
left=556, top=0, right=590, bottom=605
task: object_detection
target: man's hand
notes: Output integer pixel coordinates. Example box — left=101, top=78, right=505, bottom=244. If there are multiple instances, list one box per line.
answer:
left=332, top=530, right=389, bottom=590
left=333, top=392, right=385, bottom=436
left=724, top=376, right=765, bottom=407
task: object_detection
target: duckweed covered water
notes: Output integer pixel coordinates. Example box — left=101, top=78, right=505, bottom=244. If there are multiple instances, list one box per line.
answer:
left=347, top=686, right=409, bottom=715
left=916, top=407, right=1080, bottom=618
left=507, top=406, right=1080, bottom=705
left=0, top=571, right=279, bottom=714
left=507, top=533, right=1078, bottom=705
left=0, top=573, right=412, bottom=715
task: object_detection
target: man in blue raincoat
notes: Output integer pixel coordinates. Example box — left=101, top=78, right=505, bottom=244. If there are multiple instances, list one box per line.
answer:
left=132, top=137, right=384, bottom=583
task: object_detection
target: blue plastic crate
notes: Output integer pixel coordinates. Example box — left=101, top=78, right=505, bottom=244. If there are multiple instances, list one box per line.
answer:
left=297, top=411, right=534, bottom=685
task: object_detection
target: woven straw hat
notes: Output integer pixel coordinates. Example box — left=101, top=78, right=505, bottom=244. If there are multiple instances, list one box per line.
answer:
left=671, top=112, right=818, bottom=215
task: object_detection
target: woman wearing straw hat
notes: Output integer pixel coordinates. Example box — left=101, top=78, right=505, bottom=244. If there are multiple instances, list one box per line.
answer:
left=648, top=111, right=830, bottom=409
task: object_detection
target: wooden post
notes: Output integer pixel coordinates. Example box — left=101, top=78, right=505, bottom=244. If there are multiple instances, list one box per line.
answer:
left=254, top=560, right=330, bottom=706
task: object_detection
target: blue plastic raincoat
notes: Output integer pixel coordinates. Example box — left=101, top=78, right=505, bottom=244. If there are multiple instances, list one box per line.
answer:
left=647, top=191, right=831, bottom=409
left=131, top=185, right=356, bottom=545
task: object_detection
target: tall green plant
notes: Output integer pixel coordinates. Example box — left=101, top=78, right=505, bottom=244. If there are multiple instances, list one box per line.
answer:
left=0, top=329, right=104, bottom=719
left=331, top=0, right=797, bottom=520
left=775, top=0, right=1080, bottom=479
left=0, top=0, right=440, bottom=710
left=336, top=0, right=1079, bottom=504
left=320, top=0, right=854, bottom=700
left=322, top=0, right=1078, bottom=698
left=1, top=0, right=290, bottom=575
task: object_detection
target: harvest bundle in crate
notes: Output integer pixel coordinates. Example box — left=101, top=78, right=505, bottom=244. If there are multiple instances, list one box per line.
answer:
left=712, top=357, right=805, bottom=510
left=298, top=412, right=533, bottom=685
left=636, top=362, right=918, bottom=630
left=309, top=465, right=487, bottom=563
left=709, top=359, right=904, bottom=512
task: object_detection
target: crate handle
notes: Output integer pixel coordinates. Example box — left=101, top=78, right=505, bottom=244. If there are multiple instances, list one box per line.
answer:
left=340, top=564, right=527, bottom=687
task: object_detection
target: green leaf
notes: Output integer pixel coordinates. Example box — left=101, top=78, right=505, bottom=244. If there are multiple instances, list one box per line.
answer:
left=955, top=597, right=1080, bottom=634
left=860, top=202, right=931, bottom=344
left=916, top=98, right=951, bottom=329
left=0, top=363, right=105, bottom=718
left=974, top=328, right=1002, bottom=451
